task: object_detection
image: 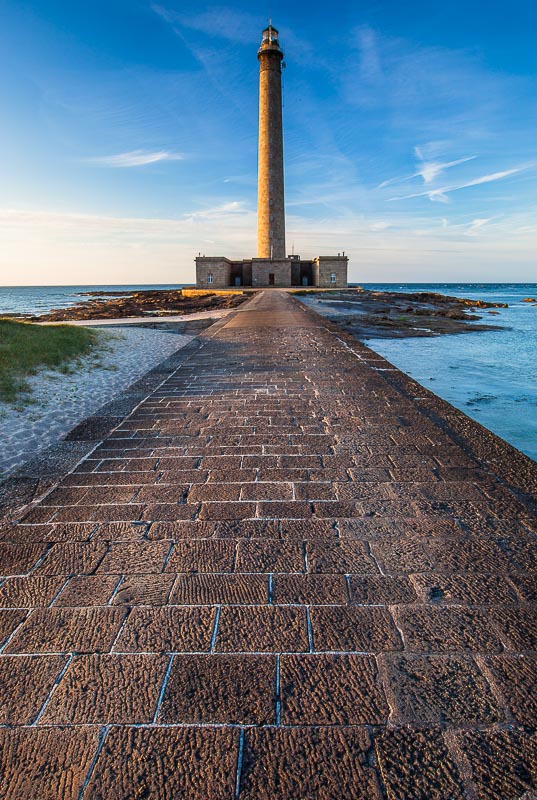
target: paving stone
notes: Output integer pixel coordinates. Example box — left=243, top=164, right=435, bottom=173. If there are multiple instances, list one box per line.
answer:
left=217, top=519, right=280, bottom=538
left=0, top=727, right=101, bottom=800
left=0, top=576, right=65, bottom=607
left=96, top=541, right=172, bottom=573
left=411, top=572, right=520, bottom=604
left=279, top=518, right=336, bottom=538
left=348, top=575, right=418, bottom=605
left=306, top=540, right=378, bottom=573
left=216, top=606, right=309, bottom=652
left=310, top=606, right=402, bottom=652
left=485, top=654, right=537, bottom=726
left=158, top=653, right=276, bottom=724
left=236, top=539, right=304, bottom=572
left=53, top=575, right=119, bottom=606
left=384, top=654, right=502, bottom=724
left=239, top=727, right=382, bottom=800
left=165, top=539, right=236, bottom=573
left=116, top=606, right=216, bottom=652
left=458, top=730, right=537, bottom=800
left=199, top=501, right=256, bottom=520
left=0, top=543, right=47, bottom=576
left=0, top=609, right=28, bottom=648
left=111, top=574, right=175, bottom=605
left=272, top=574, right=348, bottom=604
left=396, top=606, right=503, bottom=653
left=280, top=654, right=388, bottom=725
left=32, top=542, right=107, bottom=575
left=487, top=603, right=537, bottom=651
left=0, top=654, right=67, bottom=723
left=147, top=520, right=219, bottom=539
left=144, top=502, right=200, bottom=521
left=375, top=727, right=465, bottom=800
left=92, top=521, right=151, bottom=541
left=171, top=574, right=268, bottom=604
left=86, top=726, right=239, bottom=800
left=5, top=607, right=127, bottom=653
left=39, top=653, right=168, bottom=723
left=511, top=573, right=537, bottom=602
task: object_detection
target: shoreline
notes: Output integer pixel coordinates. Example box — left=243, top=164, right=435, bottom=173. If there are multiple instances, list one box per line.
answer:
left=1, top=293, right=535, bottom=522
left=0, top=325, right=195, bottom=479
left=0, top=287, right=533, bottom=488
left=297, top=288, right=508, bottom=338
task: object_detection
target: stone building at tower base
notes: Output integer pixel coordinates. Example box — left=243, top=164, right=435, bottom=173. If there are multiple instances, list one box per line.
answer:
left=195, top=254, right=348, bottom=289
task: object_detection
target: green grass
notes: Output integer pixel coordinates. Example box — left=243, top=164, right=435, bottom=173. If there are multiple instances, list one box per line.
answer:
left=0, top=319, right=98, bottom=402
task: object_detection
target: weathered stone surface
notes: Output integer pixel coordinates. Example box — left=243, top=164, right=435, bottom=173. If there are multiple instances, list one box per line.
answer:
left=171, top=573, right=268, bottom=604
left=5, top=607, right=126, bottom=653
left=0, top=727, right=101, bottom=799
left=215, top=605, right=309, bottom=652
left=0, top=576, right=65, bottom=607
left=54, top=575, right=119, bottom=606
left=32, top=542, right=107, bottom=575
left=111, top=574, right=175, bottom=605
left=240, top=727, right=381, bottom=799
left=96, top=541, right=172, bottom=573
left=385, top=654, right=501, bottom=724
left=236, top=539, right=304, bottom=572
left=165, top=539, right=236, bottom=573
left=280, top=654, right=389, bottom=724
left=375, top=727, right=465, bottom=800
left=116, top=606, right=216, bottom=652
left=458, top=730, right=537, bottom=800
left=485, top=654, right=537, bottom=726
left=306, top=540, right=378, bottom=573
left=86, top=727, right=239, bottom=800
left=310, top=606, right=402, bottom=652
left=395, top=606, right=503, bottom=653
left=272, top=574, right=348, bottom=604
left=40, top=654, right=168, bottom=723
left=158, top=654, right=276, bottom=724
left=0, top=654, right=67, bottom=723
left=348, top=574, right=417, bottom=604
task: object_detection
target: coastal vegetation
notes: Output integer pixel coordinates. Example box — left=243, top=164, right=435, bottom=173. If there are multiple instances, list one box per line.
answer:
left=0, top=319, right=97, bottom=402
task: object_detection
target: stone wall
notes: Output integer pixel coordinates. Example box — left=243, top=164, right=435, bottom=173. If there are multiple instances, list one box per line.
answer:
left=313, top=256, right=349, bottom=288
left=195, top=257, right=231, bottom=289
left=251, top=258, right=291, bottom=287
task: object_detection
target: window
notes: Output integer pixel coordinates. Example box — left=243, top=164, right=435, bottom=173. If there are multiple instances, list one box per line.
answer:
left=207, top=273, right=214, bottom=285
left=330, top=272, right=336, bottom=284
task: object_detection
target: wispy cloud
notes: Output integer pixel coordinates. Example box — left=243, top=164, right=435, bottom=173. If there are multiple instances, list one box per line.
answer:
left=152, top=5, right=260, bottom=44
left=465, top=217, right=495, bottom=236
left=86, top=150, right=184, bottom=167
left=379, top=153, right=477, bottom=188
left=388, top=166, right=531, bottom=202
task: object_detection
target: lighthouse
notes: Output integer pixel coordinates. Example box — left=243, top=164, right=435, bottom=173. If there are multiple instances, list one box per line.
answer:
left=257, top=24, right=286, bottom=260
left=194, top=22, right=348, bottom=289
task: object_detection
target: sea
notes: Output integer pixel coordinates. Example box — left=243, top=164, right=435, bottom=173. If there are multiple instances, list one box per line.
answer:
left=1, top=282, right=536, bottom=462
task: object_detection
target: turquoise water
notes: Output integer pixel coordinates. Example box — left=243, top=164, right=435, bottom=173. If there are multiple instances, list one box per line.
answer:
left=1, top=282, right=536, bottom=461
left=361, top=284, right=537, bottom=462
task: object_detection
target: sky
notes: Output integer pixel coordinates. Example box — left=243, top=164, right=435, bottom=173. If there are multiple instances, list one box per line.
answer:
left=0, top=0, right=536, bottom=285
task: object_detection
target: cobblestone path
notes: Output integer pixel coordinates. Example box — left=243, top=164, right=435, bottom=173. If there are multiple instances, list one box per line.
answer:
left=1, top=291, right=536, bottom=799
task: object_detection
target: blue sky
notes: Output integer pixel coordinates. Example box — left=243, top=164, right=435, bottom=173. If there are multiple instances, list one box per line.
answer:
left=1, top=0, right=536, bottom=284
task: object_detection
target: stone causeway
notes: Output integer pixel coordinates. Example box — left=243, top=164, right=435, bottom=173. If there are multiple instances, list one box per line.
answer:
left=0, top=291, right=536, bottom=798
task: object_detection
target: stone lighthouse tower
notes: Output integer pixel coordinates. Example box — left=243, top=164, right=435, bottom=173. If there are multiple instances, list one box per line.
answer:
left=257, top=24, right=286, bottom=260
left=194, top=22, right=348, bottom=289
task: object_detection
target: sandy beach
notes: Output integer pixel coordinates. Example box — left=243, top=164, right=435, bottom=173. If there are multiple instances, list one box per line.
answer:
left=0, top=325, right=194, bottom=477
